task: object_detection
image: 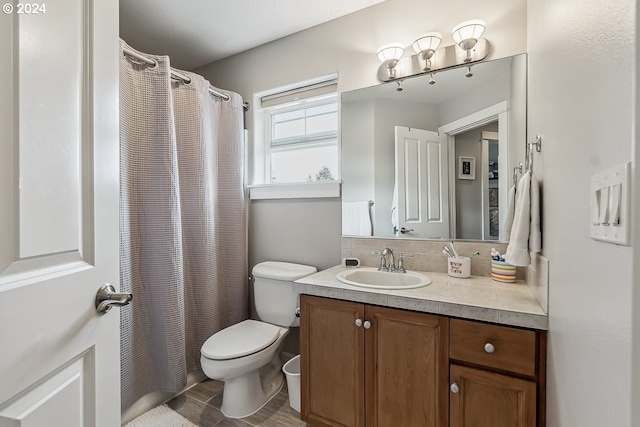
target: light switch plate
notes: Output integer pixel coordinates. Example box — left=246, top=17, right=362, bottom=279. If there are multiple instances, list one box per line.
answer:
left=590, top=162, right=630, bottom=245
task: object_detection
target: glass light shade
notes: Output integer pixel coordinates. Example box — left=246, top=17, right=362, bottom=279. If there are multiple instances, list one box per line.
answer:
left=452, top=19, right=486, bottom=50
left=411, top=32, right=442, bottom=59
left=377, top=43, right=405, bottom=66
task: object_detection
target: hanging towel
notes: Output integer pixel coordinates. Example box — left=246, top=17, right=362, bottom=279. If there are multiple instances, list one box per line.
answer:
left=342, top=201, right=372, bottom=236
left=529, top=172, right=541, bottom=253
left=501, top=184, right=517, bottom=241
left=504, top=171, right=541, bottom=266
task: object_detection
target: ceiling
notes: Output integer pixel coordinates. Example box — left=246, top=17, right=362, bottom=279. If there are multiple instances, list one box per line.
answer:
left=120, top=0, right=386, bottom=70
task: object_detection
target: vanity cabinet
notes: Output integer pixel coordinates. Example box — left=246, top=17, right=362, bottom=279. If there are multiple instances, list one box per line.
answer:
left=299, top=295, right=546, bottom=427
left=299, top=294, right=449, bottom=427
left=449, top=318, right=546, bottom=427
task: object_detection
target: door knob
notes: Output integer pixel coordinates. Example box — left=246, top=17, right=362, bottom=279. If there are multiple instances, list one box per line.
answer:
left=363, top=320, right=371, bottom=329
left=484, top=342, right=495, bottom=353
left=95, top=284, right=132, bottom=314
left=355, top=318, right=363, bottom=327
left=450, top=383, right=460, bottom=393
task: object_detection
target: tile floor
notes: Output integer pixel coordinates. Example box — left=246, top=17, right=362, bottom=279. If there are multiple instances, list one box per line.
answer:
left=167, top=379, right=307, bottom=427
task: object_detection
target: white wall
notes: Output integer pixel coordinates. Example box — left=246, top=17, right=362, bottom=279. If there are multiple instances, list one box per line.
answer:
left=634, top=2, right=640, bottom=421
left=527, top=1, right=636, bottom=426
left=195, top=1, right=640, bottom=424
left=195, top=0, right=528, bottom=271
left=197, top=0, right=527, bottom=99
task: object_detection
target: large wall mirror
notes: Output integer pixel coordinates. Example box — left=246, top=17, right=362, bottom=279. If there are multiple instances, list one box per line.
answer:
left=341, top=54, right=526, bottom=242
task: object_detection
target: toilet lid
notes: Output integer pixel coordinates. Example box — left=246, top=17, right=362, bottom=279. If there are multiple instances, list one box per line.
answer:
left=201, top=319, right=281, bottom=361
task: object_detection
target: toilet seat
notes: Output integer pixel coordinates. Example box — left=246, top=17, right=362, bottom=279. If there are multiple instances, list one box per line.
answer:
left=201, top=319, right=281, bottom=361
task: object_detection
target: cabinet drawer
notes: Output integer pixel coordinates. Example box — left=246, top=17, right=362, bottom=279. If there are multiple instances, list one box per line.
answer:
left=450, top=318, right=537, bottom=377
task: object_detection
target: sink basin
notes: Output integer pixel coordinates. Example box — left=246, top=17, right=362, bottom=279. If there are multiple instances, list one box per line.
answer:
left=336, top=268, right=431, bottom=289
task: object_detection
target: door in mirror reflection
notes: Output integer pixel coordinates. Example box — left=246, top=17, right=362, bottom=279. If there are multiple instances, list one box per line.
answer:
left=393, top=126, right=449, bottom=238
left=485, top=133, right=500, bottom=240
left=391, top=126, right=449, bottom=239
left=453, top=123, right=499, bottom=240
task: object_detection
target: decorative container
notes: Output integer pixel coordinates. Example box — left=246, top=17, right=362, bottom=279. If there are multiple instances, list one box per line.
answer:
left=448, top=257, right=471, bottom=279
left=491, top=260, right=516, bottom=283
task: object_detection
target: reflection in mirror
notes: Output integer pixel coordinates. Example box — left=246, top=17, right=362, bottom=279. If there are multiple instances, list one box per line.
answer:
left=341, top=54, right=526, bottom=242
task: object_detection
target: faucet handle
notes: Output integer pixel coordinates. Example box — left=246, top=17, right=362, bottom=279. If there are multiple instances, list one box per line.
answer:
left=397, top=253, right=414, bottom=273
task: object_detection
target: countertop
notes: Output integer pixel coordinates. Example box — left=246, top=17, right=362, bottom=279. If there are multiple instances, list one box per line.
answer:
left=294, top=266, right=548, bottom=330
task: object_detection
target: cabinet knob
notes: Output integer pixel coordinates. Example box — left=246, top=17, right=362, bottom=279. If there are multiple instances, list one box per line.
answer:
left=363, top=320, right=371, bottom=329
left=355, top=318, right=363, bottom=327
left=484, top=342, right=495, bottom=353
left=450, top=383, right=460, bottom=394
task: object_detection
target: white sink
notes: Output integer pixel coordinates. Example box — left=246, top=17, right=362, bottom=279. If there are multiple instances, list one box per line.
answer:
left=336, top=267, right=431, bottom=290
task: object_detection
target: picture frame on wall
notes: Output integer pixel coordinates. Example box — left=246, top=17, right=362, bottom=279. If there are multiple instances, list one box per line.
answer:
left=458, top=156, right=476, bottom=180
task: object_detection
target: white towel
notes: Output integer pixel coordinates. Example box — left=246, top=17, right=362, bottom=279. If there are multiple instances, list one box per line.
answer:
left=504, top=171, right=541, bottom=266
left=529, top=172, right=541, bottom=253
left=501, top=184, right=517, bottom=241
left=342, top=201, right=372, bottom=236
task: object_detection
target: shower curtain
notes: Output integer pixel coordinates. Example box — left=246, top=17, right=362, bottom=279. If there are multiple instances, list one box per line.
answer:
left=119, top=40, right=248, bottom=411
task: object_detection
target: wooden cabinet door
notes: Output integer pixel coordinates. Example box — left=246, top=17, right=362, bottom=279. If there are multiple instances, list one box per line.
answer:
left=450, top=364, right=536, bottom=427
left=300, top=295, right=365, bottom=427
left=365, top=306, right=449, bottom=427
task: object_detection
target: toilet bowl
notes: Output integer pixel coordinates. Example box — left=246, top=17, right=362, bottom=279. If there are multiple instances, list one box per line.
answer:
left=200, top=261, right=316, bottom=418
left=200, top=320, right=289, bottom=418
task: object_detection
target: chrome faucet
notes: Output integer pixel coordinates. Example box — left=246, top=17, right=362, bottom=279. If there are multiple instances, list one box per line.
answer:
left=373, top=248, right=413, bottom=273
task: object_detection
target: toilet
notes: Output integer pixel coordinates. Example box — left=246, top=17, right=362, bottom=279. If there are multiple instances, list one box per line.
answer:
left=200, top=261, right=317, bottom=418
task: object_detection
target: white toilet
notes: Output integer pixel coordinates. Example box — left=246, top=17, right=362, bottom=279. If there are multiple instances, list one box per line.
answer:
left=200, top=261, right=317, bottom=418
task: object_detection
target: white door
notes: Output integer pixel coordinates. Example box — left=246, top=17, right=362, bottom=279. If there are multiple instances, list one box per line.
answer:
left=394, top=126, right=450, bottom=238
left=0, top=1, right=121, bottom=426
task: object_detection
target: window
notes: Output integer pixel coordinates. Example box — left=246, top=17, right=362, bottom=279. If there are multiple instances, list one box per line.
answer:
left=251, top=76, right=340, bottom=199
left=266, top=95, right=338, bottom=184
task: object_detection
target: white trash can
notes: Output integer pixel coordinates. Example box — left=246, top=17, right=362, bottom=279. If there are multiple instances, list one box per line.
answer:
left=282, top=354, right=301, bottom=413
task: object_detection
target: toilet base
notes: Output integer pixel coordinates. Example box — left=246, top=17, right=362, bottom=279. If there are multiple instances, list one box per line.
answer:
left=220, top=357, right=284, bottom=418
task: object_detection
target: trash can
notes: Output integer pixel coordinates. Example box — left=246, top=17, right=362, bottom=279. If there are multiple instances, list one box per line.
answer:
left=282, top=354, right=301, bottom=413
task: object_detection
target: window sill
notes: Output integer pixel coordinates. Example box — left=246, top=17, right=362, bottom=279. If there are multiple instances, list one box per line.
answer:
left=248, top=182, right=341, bottom=200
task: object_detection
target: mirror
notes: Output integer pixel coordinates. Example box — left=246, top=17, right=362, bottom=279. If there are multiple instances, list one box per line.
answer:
left=341, top=54, right=526, bottom=241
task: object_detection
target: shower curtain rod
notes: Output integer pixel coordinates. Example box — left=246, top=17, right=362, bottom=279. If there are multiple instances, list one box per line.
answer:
left=123, top=47, right=250, bottom=111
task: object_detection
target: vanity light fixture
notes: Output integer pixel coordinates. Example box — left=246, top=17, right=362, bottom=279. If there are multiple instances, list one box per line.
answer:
left=376, top=21, right=490, bottom=83
left=452, top=19, right=486, bottom=62
left=377, top=43, right=405, bottom=79
left=411, top=32, right=442, bottom=71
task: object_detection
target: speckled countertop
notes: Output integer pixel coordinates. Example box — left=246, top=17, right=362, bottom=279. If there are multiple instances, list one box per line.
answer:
left=294, top=266, right=548, bottom=330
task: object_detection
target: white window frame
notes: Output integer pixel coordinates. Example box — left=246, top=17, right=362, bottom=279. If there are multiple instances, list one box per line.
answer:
left=249, top=75, right=341, bottom=200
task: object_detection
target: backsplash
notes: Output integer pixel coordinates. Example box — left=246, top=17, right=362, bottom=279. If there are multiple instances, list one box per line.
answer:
left=526, top=252, right=550, bottom=314
left=341, top=237, right=550, bottom=314
left=341, top=237, right=523, bottom=279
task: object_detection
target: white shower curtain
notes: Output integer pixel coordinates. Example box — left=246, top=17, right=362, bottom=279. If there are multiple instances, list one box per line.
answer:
left=119, top=40, right=248, bottom=411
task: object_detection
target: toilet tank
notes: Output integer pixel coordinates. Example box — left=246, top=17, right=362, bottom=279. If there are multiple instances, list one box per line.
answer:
left=252, top=261, right=317, bottom=327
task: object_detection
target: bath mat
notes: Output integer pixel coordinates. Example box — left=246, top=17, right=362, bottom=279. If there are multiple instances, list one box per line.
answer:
left=124, top=404, right=197, bottom=427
